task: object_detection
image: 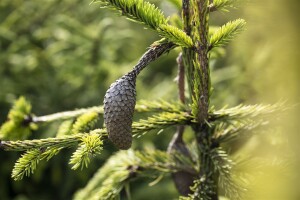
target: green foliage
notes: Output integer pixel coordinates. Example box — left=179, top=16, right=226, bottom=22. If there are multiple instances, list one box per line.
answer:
left=94, top=0, right=168, bottom=30
left=0, top=97, right=37, bottom=140
left=74, top=149, right=192, bottom=200
left=11, top=130, right=104, bottom=180
left=0, top=0, right=293, bottom=199
left=56, top=120, right=73, bottom=137
left=132, top=111, right=194, bottom=136
left=12, top=146, right=62, bottom=181
left=0, top=134, right=86, bottom=151
left=31, top=100, right=186, bottom=124
left=210, top=0, right=238, bottom=12
left=158, top=24, right=193, bottom=47
left=94, top=0, right=193, bottom=47
left=72, top=112, right=99, bottom=134
left=210, top=103, right=286, bottom=143
left=12, top=149, right=41, bottom=181
left=209, top=19, right=246, bottom=50
left=210, top=147, right=246, bottom=200
left=69, top=131, right=103, bottom=170
left=166, top=0, right=182, bottom=10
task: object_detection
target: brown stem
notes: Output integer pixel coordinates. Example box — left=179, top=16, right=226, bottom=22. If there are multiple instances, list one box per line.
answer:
left=182, top=0, right=191, bottom=36
left=195, top=0, right=210, bottom=123
left=128, top=42, right=176, bottom=78
left=177, top=53, right=185, bottom=104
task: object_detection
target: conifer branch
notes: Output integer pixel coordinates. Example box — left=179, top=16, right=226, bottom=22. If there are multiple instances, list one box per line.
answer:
left=212, top=120, right=263, bottom=143
left=12, top=149, right=41, bottom=181
left=158, top=25, right=193, bottom=47
left=69, top=132, right=103, bottom=170
left=56, top=120, right=73, bottom=137
left=209, top=19, right=246, bottom=50
left=209, top=0, right=237, bottom=12
left=12, top=146, right=63, bottom=181
left=179, top=178, right=216, bottom=200
left=0, top=111, right=194, bottom=152
left=1, top=103, right=285, bottom=151
left=166, top=0, right=182, bottom=10
left=74, top=149, right=194, bottom=200
left=71, top=112, right=99, bottom=134
left=209, top=102, right=286, bottom=124
left=0, top=133, right=89, bottom=151
left=93, top=0, right=193, bottom=47
left=11, top=131, right=104, bottom=180
left=210, top=147, right=246, bottom=200
left=132, top=111, right=194, bottom=136
left=211, top=102, right=288, bottom=143
left=129, top=40, right=176, bottom=77
left=32, top=106, right=103, bottom=123
left=94, top=0, right=168, bottom=30
left=32, top=100, right=186, bottom=123
left=192, top=0, right=210, bottom=123
left=0, top=97, right=37, bottom=140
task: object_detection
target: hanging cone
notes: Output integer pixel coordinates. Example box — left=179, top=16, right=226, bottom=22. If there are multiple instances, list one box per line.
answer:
left=103, top=73, right=136, bottom=150
left=168, top=126, right=196, bottom=196
left=103, top=41, right=175, bottom=150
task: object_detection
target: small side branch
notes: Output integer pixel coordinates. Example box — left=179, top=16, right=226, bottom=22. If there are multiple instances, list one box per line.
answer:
left=130, top=41, right=176, bottom=77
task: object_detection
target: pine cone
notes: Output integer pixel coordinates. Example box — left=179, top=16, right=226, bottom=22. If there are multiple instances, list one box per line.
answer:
left=103, top=73, right=136, bottom=150
left=103, top=42, right=174, bottom=149
left=168, top=127, right=196, bottom=196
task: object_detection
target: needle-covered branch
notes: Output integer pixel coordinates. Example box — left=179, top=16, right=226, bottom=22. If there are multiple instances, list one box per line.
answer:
left=0, top=101, right=286, bottom=151
left=93, top=0, right=193, bottom=47
left=74, top=149, right=197, bottom=200
left=209, top=102, right=286, bottom=124
left=209, top=19, right=246, bottom=50
left=0, top=111, right=194, bottom=152
left=209, top=0, right=238, bottom=12
left=31, top=100, right=185, bottom=123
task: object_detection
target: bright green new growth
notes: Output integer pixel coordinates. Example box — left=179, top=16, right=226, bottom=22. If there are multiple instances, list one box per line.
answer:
left=166, top=0, right=182, bottom=10
left=93, top=0, right=193, bottom=47
left=69, top=132, right=103, bottom=170
left=158, top=24, right=194, bottom=47
left=209, top=19, right=246, bottom=50
left=12, top=147, right=62, bottom=181
left=72, top=112, right=99, bottom=134
left=12, top=149, right=41, bottom=181
left=210, top=0, right=238, bottom=12
left=56, top=120, right=73, bottom=137
left=0, top=97, right=37, bottom=140
left=94, top=0, right=167, bottom=29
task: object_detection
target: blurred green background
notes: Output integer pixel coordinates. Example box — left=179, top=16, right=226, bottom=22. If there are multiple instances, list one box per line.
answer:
left=0, top=0, right=299, bottom=199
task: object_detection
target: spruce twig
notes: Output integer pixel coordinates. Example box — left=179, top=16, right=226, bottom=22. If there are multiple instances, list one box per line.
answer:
left=209, top=0, right=238, bottom=12
left=0, top=133, right=87, bottom=151
left=93, top=0, right=193, bottom=47
left=1, top=102, right=285, bottom=151
left=209, top=19, right=246, bottom=50
left=69, top=132, right=103, bottom=170
left=74, top=149, right=195, bottom=200
left=209, top=102, right=286, bottom=124
left=210, top=147, right=246, bottom=200
left=166, top=0, right=182, bottom=10
left=132, top=111, right=193, bottom=136
left=31, top=100, right=185, bottom=123
left=0, top=111, right=194, bottom=151
left=129, top=40, right=176, bottom=77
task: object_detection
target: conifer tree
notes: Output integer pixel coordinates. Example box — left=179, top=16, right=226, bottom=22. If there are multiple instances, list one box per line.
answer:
left=0, top=0, right=290, bottom=199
